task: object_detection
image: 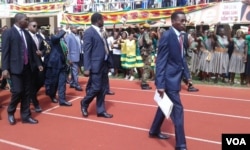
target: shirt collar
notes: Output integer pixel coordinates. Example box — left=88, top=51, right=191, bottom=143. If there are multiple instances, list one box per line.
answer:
left=28, top=31, right=36, bottom=37
left=172, top=26, right=181, bottom=37
left=92, top=25, right=101, bottom=32
left=39, top=33, right=45, bottom=39
left=14, top=24, right=22, bottom=32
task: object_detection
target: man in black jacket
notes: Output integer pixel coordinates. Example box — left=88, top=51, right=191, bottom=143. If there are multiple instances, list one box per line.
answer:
left=1, top=13, right=43, bottom=125
left=44, top=27, right=72, bottom=107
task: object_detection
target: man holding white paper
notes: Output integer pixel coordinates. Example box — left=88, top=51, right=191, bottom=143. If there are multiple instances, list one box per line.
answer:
left=149, top=11, right=192, bottom=150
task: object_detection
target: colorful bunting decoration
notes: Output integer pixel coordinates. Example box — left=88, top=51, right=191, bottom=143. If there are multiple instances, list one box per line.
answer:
left=61, top=3, right=215, bottom=25
left=9, top=2, right=64, bottom=14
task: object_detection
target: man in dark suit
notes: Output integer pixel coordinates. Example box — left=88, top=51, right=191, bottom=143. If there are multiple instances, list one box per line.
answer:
left=149, top=11, right=190, bottom=150
left=1, top=13, right=43, bottom=125
left=80, top=13, right=113, bottom=118
left=28, top=21, right=46, bottom=113
left=44, top=27, right=72, bottom=107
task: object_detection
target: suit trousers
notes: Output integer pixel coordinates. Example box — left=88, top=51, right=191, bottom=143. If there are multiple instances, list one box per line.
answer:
left=45, top=68, right=67, bottom=103
left=150, top=90, right=186, bottom=148
left=7, top=65, right=32, bottom=120
left=57, top=70, right=67, bottom=103
left=70, top=62, right=80, bottom=87
left=31, top=68, right=45, bottom=106
left=81, top=62, right=109, bottom=114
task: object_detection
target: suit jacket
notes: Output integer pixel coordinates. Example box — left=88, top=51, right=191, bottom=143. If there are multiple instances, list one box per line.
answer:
left=65, top=33, right=81, bottom=62
left=83, top=26, right=113, bottom=73
left=1, top=26, right=41, bottom=74
left=46, top=30, right=67, bottom=69
left=36, top=34, right=46, bottom=55
left=37, top=33, right=51, bottom=66
left=30, top=33, right=46, bottom=65
left=155, top=27, right=190, bottom=91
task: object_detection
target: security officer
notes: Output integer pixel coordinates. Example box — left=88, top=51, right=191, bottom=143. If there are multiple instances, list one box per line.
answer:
left=139, top=23, right=153, bottom=90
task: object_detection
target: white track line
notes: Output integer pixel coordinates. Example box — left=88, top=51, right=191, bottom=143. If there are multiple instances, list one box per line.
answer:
left=106, top=86, right=250, bottom=103
left=46, top=95, right=250, bottom=120
left=80, top=76, right=250, bottom=90
left=0, top=139, right=40, bottom=150
left=43, top=111, right=221, bottom=145
left=3, top=94, right=249, bottom=120
left=106, top=99, right=250, bottom=120
left=182, top=93, right=250, bottom=102
left=43, top=97, right=80, bottom=113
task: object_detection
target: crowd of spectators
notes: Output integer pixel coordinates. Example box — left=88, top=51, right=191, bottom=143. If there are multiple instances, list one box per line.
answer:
left=0, top=0, right=238, bottom=13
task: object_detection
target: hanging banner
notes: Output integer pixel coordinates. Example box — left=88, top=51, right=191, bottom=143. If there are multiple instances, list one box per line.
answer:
left=240, top=2, right=250, bottom=23
left=219, top=2, right=242, bottom=23
left=9, top=2, right=64, bottom=14
left=185, top=3, right=220, bottom=25
left=164, top=2, right=249, bottom=26
left=61, top=3, right=214, bottom=25
left=0, top=5, right=10, bottom=18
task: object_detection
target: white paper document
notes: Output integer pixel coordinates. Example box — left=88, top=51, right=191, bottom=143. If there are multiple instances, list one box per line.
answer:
left=154, top=90, right=174, bottom=119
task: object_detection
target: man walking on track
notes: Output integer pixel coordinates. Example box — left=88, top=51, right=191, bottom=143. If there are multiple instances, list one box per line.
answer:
left=80, top=13, right=114, bottom=118
left=1, top=13, right=43, bottom=125
left=149, top=11, right=191, bottom=150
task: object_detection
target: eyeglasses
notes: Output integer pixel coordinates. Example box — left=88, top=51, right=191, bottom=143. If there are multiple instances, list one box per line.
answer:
left=33, top=25, right=37, bottom=28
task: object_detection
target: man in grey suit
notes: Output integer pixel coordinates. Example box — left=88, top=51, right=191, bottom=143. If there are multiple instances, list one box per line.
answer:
left=65, top=26, right=83, bottom=91
left=80, top=13, right=113, bottom=118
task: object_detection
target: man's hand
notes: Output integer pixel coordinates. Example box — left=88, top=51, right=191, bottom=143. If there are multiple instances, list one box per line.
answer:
left=38, top=66, right=43, bottom=72
left=2, top=70, right=10, bottom=79
left=68, top=60, right=72, bottom=65
left=84, top=70, right=90, bottom=77
left=157, top=89, right=165, bottom=99
left=36, top=50, right=43, bottom=57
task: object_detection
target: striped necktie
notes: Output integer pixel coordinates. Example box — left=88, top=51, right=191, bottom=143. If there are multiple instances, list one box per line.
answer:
left=179, top=35, right=183, bottom=58
left=100, top=28, right=109, bottom=55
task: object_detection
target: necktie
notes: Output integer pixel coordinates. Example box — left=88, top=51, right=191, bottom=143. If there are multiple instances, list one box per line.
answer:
left=100, top=28, right=109, bottom=55
left=20, top=30, right=28, bottom=65
left=179, top=35, right=183, bottom=58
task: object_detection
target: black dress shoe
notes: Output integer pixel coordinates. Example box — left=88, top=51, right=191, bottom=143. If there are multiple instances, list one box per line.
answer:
left=187, top=86, right=199, bottom=92
left=175, top=147, right=187, bottom=150
left=50, top=97, right=58, bottom=103
left=106, top=91, right=115, bottom=95
left=8, top=114, right=16, bottom=125
left=34, top=105, right=42, bottom=113
left=149, top=132, right=170, bottom=139
left=59, top=101, right=72, bottom=106
left=22, top=117, right=38, bottom=124
left=81, top=107, right=88, bottom=117
left=141, top=84, right=152, bottom=90
left=70, top=84, right=75, bottom=88
left=97, top=112, right=113, bottom=118
left=75, top=86, right=83, bottom=91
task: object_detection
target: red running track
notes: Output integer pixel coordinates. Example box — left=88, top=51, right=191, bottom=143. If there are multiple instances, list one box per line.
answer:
left=0, top=77, right=250, bottom=150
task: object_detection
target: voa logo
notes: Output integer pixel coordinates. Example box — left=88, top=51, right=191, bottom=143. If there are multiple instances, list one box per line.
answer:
left=226, top=138, right=246, bottom=145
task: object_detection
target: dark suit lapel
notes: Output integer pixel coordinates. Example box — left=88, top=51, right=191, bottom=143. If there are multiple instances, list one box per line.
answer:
left=90, top=26, right=104, bottom=42
left=23, top=30, right=31, bottom=50
left=12, top=27, right=22, bottom=41
left=169, top=27, right=181, bottom=50
left=12, top=27, right=26, bottom=53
